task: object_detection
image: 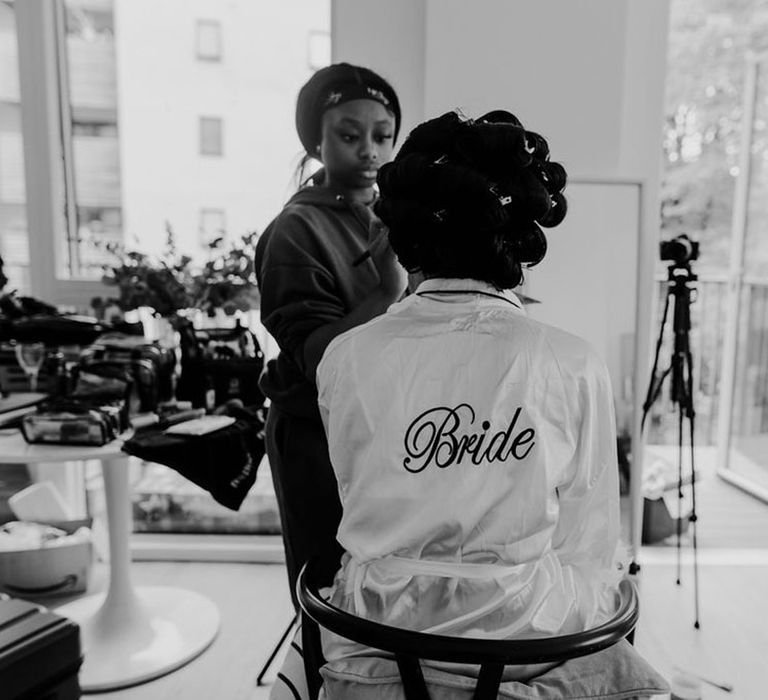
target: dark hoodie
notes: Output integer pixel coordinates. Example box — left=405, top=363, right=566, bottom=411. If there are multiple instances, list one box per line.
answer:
left=255, top=186, right=382, bottom=420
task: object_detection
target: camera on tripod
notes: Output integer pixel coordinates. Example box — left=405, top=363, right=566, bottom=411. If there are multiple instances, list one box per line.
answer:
left=642, top=231, right=703, bottom=627
left=659, top=233, right=699, bottom=265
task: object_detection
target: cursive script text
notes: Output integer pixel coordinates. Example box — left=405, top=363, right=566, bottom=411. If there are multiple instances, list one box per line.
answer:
left=403, top=403, right=535, bottom=473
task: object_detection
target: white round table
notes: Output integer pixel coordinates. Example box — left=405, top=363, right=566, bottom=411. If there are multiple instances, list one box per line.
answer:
left=0, top=430, right=220, bottom=692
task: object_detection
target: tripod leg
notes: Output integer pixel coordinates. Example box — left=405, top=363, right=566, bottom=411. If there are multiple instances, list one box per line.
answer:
left=676, top=397, right=684, bottom=586
left=256, top=612, right=299, bottom=686
left=685, top=350, right=701, bottom=630
left=641, top=291, right=672, bottom=431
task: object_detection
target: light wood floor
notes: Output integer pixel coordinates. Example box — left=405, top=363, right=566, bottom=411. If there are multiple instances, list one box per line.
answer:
left=41, top=552, right=766, bottom=700
left=46, top=561, right=294, bottom=700
left=634, top=555, right=767, bottom=699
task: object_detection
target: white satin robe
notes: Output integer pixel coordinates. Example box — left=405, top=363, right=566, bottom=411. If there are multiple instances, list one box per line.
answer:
left=316, top=277, right=624, bottom=676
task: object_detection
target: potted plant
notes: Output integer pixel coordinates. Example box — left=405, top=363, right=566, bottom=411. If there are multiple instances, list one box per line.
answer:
left=92, top=226, right=194, bottom=322
left=91, top=226, right=261, bottom=333
left=190, top=232, right=261, bottom=319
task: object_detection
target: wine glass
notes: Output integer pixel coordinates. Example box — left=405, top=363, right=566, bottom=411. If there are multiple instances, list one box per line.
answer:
left=14, top=342, right=46, bottom=393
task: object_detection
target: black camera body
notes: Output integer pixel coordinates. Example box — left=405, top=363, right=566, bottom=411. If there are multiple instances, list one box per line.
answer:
left=660, top=233, right=699, bottom=265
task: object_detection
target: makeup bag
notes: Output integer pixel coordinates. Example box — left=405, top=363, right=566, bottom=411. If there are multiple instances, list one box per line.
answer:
left=79, top=334, right=176, bottom=412
left=20, top=399, right=123, bottom=447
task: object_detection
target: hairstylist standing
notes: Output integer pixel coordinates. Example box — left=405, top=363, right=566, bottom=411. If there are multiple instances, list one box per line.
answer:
left=255, top=63, right=406, bottom=610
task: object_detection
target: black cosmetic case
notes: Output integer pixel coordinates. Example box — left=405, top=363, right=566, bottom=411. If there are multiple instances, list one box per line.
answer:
left=0, top=596, right=82, bottom=699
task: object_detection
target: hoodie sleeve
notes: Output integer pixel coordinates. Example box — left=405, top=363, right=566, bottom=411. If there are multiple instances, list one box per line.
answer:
left=257, top=209, right=347, bottom=378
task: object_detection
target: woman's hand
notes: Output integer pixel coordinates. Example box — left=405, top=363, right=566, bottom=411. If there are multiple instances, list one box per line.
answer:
left=368, top=219, right=408, bottom=300
left=303, top=219, right=407, bottom=380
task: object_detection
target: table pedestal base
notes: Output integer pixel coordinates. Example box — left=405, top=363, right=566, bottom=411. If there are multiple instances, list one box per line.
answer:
left=57, top=585, right=220, bottom=692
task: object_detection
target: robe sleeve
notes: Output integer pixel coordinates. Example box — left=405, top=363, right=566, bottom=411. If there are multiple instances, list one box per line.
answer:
left=552, top=352, right=624, bottom=625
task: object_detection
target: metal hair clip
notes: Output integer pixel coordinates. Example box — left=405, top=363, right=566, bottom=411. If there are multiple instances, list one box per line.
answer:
left=433, top=155, right=448, bottom=165
left=324, top=91, right=342, bottom=107
left=489, top=185, right=512, bottom=207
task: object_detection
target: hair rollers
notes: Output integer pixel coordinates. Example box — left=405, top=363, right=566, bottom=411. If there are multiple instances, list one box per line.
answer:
left=376, top=109, right=568, bottom=289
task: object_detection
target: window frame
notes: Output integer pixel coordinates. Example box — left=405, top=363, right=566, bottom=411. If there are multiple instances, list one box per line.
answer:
left=15, top=0, right=109, bottom=309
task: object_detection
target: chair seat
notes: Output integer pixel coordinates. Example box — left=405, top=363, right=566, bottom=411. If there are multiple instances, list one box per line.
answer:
left=319, top=641, right=670, bottom=699
left=296, top=558, right=665, bottom=700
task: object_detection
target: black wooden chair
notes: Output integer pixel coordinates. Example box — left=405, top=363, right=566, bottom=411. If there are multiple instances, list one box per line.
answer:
left=297, top=557, right=639, bottom=700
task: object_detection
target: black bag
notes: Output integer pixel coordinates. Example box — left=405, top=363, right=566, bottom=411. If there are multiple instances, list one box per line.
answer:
left=0, top=597, right=82, bottom=700
left=79, top=334, right=176, bottom=412
left=70, top=363, right=133, bottom=426
left=0, top=313, right=111, bottom=346
left=121, top=404, right=266, bottom=511
left=176, top=322, right=264, bottom=409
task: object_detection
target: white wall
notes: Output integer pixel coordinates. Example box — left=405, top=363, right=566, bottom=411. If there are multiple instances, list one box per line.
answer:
left=333, top=0, right=669, bottom=176
left=524, top=180, right=641, bottom=435
left=330, top=0, right=425, bottom=145
left=421, top=0, right=627, bottom=177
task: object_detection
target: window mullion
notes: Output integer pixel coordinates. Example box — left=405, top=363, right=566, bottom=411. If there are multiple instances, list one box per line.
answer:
left=15, top=0, right=66, bottom=301
left=15, top=0, right=107, bottom=309
left=52, top=0, right=82, bottom=279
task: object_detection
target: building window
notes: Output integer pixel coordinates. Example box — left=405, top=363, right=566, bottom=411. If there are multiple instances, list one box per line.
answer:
left=308, top=30, right=330, bottom=71
left=199, top=116, right=223, bottom=156
left=195, top=19, right=221, bottom=62
left=199, top=208, right=226, bottom=248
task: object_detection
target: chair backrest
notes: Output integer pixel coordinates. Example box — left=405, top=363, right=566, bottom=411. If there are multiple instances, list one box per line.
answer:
left=297, top=558, right=639, bottom=700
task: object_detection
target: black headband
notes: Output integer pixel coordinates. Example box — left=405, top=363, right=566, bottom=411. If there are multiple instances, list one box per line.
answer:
left=295, top=63, right=402, bottom=155
left=321, top=82, right=394, bottom=113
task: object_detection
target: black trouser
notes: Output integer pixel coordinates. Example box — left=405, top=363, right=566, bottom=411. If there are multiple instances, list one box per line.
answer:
left=265, top=404, right=344, bottom=697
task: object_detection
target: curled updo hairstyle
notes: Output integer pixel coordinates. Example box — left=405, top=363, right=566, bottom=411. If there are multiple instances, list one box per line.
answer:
left=374, top=110, right=567, bottom=289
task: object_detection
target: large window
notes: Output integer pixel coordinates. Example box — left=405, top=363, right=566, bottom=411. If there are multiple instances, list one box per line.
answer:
left=10, top=0, right=331, bottom=553
left=655, top=1, right=768, bottom=505
left=717, top=54, right=768, bottom=501
left=15, top=0, right=331, bottom=290
left=651, top=0, right=768, bottom=447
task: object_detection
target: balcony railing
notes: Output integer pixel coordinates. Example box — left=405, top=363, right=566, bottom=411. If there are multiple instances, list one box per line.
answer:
left=646, top=271, right=768, bottom=445
left=72, top=134, right=120, bottom=207
left=66, top=35, right=117, bottom=111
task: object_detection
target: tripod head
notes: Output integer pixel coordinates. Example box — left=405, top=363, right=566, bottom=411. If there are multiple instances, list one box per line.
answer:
left=661, top=233, right=699, bottom=347
left=641, top=235, right=700, bottom=425
left=660, top=233, right=699, bottom=266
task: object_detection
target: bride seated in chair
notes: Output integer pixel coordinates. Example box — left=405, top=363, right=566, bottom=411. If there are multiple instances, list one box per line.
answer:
left=275, top=109, right=668, bottom=700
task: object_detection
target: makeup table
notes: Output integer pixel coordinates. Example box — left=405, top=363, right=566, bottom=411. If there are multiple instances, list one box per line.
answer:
left=0, top=430, right=220, bottom=692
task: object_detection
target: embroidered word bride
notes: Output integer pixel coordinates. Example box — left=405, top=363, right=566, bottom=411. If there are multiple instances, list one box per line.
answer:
left=403, top=403, right=536, bottom=473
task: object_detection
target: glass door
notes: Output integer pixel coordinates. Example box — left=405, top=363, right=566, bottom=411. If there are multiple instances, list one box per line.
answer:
left=717, top=53, right=768, bottom=502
